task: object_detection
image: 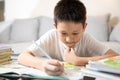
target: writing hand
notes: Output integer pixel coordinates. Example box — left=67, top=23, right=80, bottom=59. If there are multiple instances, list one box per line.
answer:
left=42, top=59, right=64, bottom=76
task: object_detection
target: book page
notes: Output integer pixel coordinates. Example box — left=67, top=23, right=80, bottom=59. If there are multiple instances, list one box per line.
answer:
left=0, top=61, right=83, bottom=80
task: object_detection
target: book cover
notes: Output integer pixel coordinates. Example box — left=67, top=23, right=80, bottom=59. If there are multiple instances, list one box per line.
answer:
left=0, top=45, right=12, bottom=51
left=0, top=52, right=13, bottom=59
left=0, top=57, right=12, bottom=64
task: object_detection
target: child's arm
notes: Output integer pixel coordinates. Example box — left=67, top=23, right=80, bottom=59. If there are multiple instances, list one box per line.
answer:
left=17, top=49, right=64, bottom=75
left=64, top=48, right=118, bottom=66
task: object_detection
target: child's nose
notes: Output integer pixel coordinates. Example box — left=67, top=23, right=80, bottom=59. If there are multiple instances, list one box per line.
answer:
left=65, top=36, right=73, bottom=42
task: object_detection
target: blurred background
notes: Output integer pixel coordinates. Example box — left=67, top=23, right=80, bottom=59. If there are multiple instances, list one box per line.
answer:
left=0, top=0, right=119, bottom=23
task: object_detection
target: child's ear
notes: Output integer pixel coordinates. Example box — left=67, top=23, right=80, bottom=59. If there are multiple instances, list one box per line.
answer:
left=53, top=23, right=57, bottom=29
left=82, top=23, right=87, bottom=32
left=83, top=23, right=87, bottom=30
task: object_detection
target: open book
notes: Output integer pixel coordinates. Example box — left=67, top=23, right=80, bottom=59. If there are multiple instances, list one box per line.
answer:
left=86, top=56, right=120, bottom=74
left=0, top=61, right=82, bottom=80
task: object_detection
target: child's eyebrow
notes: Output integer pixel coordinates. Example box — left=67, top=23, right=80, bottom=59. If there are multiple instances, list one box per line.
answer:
left=60, top=31, right=66, bottom=33
left=73, top=31, right=80, bottom=33
left=60, top=30, right=80, bottom=33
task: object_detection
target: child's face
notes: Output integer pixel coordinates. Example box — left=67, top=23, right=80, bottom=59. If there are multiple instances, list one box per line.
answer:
left=55, top=21, right=86, bottom=48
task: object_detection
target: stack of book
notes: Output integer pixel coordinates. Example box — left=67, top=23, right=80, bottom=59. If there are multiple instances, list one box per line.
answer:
left=0, top=45, right=14, bottom=64
left=81, top=56, right=120, bottom=80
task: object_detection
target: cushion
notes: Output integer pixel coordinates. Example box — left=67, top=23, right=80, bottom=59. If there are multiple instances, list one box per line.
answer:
left=10, top=18, right=39, bottom=43
left=0, top=20, right=13, bottom=43
left=38, top=16, right=54, bottom=38
left=109, top=22, right=120, bottom=41
left=86, top=14, right=110, bottom=41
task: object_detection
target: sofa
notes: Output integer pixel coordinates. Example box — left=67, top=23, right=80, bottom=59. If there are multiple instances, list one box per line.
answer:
left=0, top=15, right=120, bottom=56
left=0, top=16, right=54, bottom=54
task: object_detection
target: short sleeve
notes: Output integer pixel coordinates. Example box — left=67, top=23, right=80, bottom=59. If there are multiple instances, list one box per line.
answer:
left=28, top=29, right=56, bottom=57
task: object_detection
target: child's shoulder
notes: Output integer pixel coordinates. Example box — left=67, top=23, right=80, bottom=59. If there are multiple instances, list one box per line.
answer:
left=82, top=32, right=95, bottom=40
left=47, top=29, right=56, bottom=33
left=39, top=29, right=57, bottom=40
left=44, top=29, right=56, bottom=35
left=43, top=29, right=57, bottom=37
left=83, top=32, right=91, bottom=37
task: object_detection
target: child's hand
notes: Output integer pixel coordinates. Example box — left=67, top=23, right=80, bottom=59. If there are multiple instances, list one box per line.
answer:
left=64, top=47, right=78, bottom=65
left=42, top=59, right=64, bottom=76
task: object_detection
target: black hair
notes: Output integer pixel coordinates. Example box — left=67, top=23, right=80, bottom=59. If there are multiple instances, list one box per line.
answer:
left=54, top=0, right=86, bottom=25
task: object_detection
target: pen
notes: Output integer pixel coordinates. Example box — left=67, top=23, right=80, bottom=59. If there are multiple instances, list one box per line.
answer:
left=33, top=41, right=52, bottom=59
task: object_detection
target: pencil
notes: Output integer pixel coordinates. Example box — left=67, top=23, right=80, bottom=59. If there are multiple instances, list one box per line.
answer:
left=33, top=41, right=64, bottom=72
left=33, top=41, right=52, bottom=59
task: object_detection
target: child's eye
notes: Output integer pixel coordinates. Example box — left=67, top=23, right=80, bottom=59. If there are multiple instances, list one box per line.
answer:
left=73, top=33, right=78, bottom=35
left=62, top=33, right=67, bottom=35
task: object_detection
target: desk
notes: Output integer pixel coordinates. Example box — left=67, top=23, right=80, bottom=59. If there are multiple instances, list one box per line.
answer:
left=1, top=57, right=119, bottom=80
left=2, top=60, right=114, bottom=80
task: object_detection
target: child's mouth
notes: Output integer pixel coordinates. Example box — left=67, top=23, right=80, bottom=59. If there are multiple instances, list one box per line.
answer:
left=67, top=44, right=74, bottom=48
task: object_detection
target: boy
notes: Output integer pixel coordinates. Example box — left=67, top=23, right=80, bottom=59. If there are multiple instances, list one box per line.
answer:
left=18, top=0, right=118, bottom=76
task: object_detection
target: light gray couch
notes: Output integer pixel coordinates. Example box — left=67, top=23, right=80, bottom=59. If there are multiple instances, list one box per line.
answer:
left=0, top=16, right=54, bottom=54
left=0, top=15, right=120, bottom=55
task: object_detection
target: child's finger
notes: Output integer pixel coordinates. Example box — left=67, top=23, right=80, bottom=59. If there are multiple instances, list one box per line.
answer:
left=45, top=60, right=63, bottom=72
left=44, top=64, right=60, bottom=72
left=48, top=60, right=61, bottom=66
left=71, top=48, right=75, bottom=53
left=65, top=47, right=71, bottom=53
left=44, top=61, right=64, bottom=76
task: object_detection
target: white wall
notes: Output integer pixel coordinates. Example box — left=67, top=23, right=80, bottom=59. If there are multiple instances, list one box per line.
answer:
left=5, top=0, right=120, bottom=22
left=4, top=0, right=59, bottom=20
